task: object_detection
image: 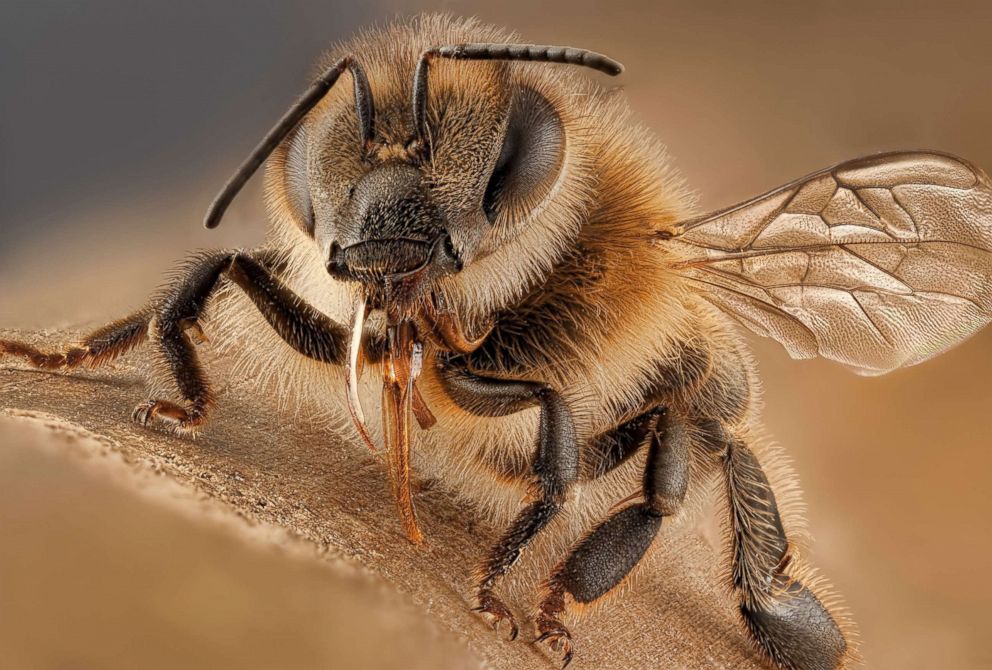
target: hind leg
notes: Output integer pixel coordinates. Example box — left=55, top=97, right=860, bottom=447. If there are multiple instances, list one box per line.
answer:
left=533, top=408, right=850, bottom=669
left=724, top=438, right=848, bottom=670
left=535, top=406, right=688, bottom=667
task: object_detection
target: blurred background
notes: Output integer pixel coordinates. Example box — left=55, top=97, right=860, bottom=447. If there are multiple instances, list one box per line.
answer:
left=2, top=1, right=991, bottom=668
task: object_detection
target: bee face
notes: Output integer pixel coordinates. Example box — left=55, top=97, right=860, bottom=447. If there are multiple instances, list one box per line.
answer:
left=272, top=26, right=569, bottom=311
left=312, top=77, right=505, bottom=305
left=322, top=161, right=462, bottom=295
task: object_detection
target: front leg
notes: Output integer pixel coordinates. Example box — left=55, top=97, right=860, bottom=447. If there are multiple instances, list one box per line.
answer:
left=137, top=250, right=348, bottom=434
left=438, top=358, right=579, bottom=640
left=2, top=250, right=347, bottom=434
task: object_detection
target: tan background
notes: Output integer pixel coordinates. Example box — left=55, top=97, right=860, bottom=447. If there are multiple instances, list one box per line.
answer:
left=2, top=2, right=991, bottom=668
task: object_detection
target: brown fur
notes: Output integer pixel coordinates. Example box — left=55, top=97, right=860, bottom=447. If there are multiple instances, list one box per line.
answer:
left=256, top=16, right=851, bottom=668
left=1, top=14, right=854, bottom=669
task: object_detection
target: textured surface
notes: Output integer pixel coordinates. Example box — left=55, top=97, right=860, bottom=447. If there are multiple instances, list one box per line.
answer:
left=0, top=328, right=765, bottom=670
left=0, top=414, right=474, bottom=670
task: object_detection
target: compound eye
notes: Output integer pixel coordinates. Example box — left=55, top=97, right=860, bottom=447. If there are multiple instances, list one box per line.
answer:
left=283, top=125, right=315, bottom=234
left=482, top=86, right=565, bottom=225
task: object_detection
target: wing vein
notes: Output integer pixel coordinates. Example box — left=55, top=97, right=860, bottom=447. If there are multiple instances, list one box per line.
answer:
left=850, top=292, right=893, bottom=347
left=673, top=238, right=992, bottom=270
left=887, top=187, right=919, bottom=237
left=681, top=273, right=820, bottom=344
left=667, top=152, right=992, bottom=372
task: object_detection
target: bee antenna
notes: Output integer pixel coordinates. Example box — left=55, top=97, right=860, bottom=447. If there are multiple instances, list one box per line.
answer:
left=411, top=43, right=623, bottom=151
left=204, top=56, right=375, bottom=229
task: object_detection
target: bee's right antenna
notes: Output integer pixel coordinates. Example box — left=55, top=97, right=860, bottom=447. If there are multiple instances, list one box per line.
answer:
left=411, top=43, right=624, bottom=154
left=204, top=56, right=375, bottom=230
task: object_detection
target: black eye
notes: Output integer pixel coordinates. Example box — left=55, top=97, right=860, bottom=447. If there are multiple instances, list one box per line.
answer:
left=483, top=131, right=514, bottom=222
left=482, top=87, right=565, bottom=225
left=283, top=125, right=315, bottom=234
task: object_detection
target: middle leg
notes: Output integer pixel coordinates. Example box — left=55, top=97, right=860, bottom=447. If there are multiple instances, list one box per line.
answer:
left=438, top=358, right=579, bottom=640
left=535, top=405, right=689, bottom=667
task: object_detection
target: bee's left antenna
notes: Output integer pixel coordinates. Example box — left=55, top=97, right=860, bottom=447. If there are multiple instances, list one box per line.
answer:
left=411, top=43, right=623, bottom=154
left=204, top=56, right=374, bottom=229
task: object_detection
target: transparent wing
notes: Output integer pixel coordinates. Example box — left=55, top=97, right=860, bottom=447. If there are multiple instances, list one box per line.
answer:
left=667, top=151, right=992, bottom=374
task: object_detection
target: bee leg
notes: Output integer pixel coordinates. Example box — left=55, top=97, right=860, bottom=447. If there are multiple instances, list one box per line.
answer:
left=1, top=310, right=150, bottom=370
left=438, top=359, right=579, bottom=641
left=535, top=407, right=685, bottom=668
left=136, top=251, right=348, bottom=435
left=722, top=438, right=849, bottom=670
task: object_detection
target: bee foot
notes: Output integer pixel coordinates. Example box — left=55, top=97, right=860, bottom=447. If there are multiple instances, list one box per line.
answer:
left=180, top=318, right=210, bottom=345
left=472, top=588, right=518, bottom=641
left=131, top=399, right=202, bottom=436
left=535, top=616, right=574, bottom=669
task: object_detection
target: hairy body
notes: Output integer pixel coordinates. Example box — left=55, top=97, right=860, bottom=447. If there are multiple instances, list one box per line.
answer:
left=7, top=13, right=992, bottom=670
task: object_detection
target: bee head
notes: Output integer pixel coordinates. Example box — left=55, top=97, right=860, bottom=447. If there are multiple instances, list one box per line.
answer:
left=206, top=15, right=622, bottom=315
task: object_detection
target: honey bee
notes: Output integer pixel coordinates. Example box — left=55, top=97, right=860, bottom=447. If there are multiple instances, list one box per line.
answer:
left=4, top=14, right=992, bottom=670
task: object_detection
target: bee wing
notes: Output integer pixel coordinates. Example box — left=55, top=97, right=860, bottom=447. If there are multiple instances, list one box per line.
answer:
left=667, top=151, right=992, bottom=374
